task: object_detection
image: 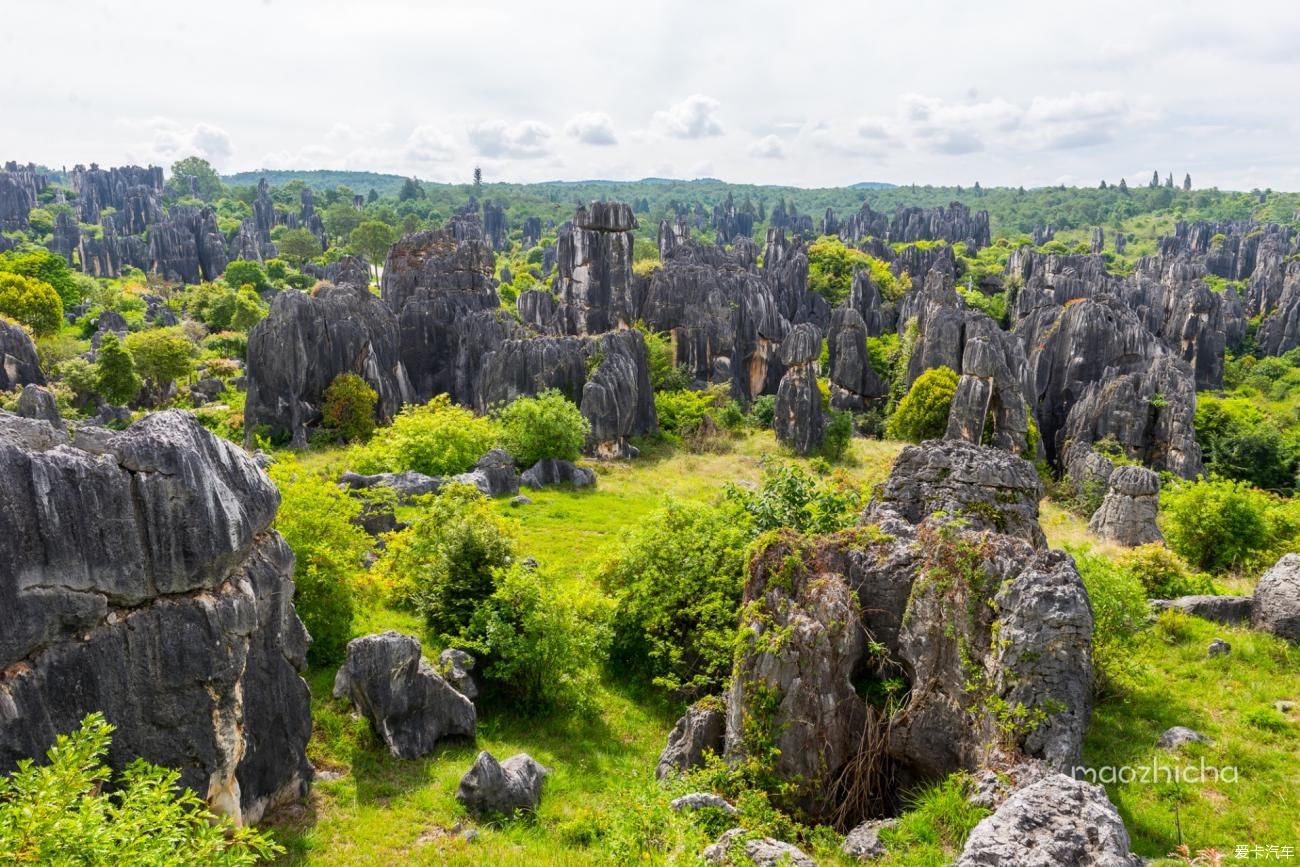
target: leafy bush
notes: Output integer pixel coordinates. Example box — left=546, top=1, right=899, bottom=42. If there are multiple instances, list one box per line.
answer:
left=0, top=272, right=63, bottom=336
left=1195, top=395, right=1297, bottom=493
left=1160, top=476, right=1276, bottom=573
left=458, top=562, right=610, bottom=714
left=494, top=388, right=590, bottom=466
left=638, top=325, right=692, bottom=391
left=600, top=498, right=754, bottom=698
left=806, top=236, right=910, bottom=305
left=1072, top=547, right=1149, bottom=695
left=373, top=484, right=515, bottom=636
left=0, top=713, right=281, bottom=865
left=94, top=331, right=141, bottom=406
left=268, top=460, right=373, bottom=666
left=353, top=395, right=496, bottom=477
left=750, top=394, right=777, bottom=428
left=654, top=388, right=717, bottom=438
left=1115, top=544, right=1214, bottom=598
left=124, top=327, right=196, bottom=393
left=223, top=259, right=270, bottom=292
left=887, top=366, right=958, bottom=442
left=724, top=460, right=863, bottom=535
left=0, top=247, right=80, bottom=307
left=821, top=409, right=854, bottom=462
left=322, top=372, right=377, bottom=443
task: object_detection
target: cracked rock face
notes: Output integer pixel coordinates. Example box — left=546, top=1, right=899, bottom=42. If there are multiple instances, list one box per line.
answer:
left=0, top=410, right=312, bottom=825
left=0, top=319, right=45, bottom=392
left=1252, top=553, right=1300, bottom=643
left=1087, top=465, right=1163, bottom=546
left=455, top=750, right=547, bottom=817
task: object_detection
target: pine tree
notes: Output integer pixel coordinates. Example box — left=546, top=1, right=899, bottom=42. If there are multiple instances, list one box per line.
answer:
left=96, top=331, right=140, bottom=406
left=1100, top=179, right=1108, bottom=189
left=473, top=166, right=483, bottom=193
left=1183, top=173, right=1192, bottom=191
left=1150, top=170, right=1160, bottom=188
left=1119, top=178, right=1129, bottom=193
left=1165, top=172, right=1174, bottom=188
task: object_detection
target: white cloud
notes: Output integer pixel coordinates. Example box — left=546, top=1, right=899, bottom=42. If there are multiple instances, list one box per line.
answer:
left=565, top=112, right=618, bottom=145
left=467, top=119, right=553, bottom=158
left=404, top=125, right=455, bottom=163
left=127, top=119, right=234, bottom=169
left=748, top=134, right=785, bottom=159
left=653, top=94, right=724, bottom=139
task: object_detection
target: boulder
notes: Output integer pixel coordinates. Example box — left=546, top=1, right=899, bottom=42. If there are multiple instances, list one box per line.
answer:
left=842, top=818, right=897, bottom=861
left=1252, top=554, right=1300, bottom=642
left=0, top=410, right=311, bottom=825
left=520, top=458, right=597, bottom=490
left=1150, top=595, right=1252, bottom=625
left=15, top=384, right=60, bottom=426
left=670, top=793, right=738, bottom=814
left=827, top=307, right=885, bottom=410
left=438, top=648, right=478, bottom=700
left=773, top=323, right=824, bottom=455
left=455, top=750, right=547, bottom=817
left=956, top=774, right=1141, bottom=866
left=453, top=448, right=519, bottom=497
left=0, top=319, right=45, bottom=391
left=1088, top=465, right=1163, bottom=546
left=702, top=828, right=816, bottom=867
left=332, top=632, right=475, bottom=759
left=340, top=470, right=443, bottom=500
left=1208, top=638, right=1232, bottom=657
left=655, top=698, right=726, bottom=779
left=1156, top=726, right=1213, bottom=749
left=580, top=330, right=658, bottom=457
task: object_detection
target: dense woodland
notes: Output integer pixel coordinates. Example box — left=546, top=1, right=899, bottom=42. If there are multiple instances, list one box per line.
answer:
left=1, top=156, right=1298, bottom=866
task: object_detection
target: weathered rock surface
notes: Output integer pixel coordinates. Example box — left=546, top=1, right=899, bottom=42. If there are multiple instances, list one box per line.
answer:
left=843, top=818, right=897, bottom=861
left=1088, top=465, right=1163, bottom=546
left=520, top=458, right=596, bottom=490
left=1252, top=554, right=1300, bottom=642
left=438, top=649, right=478, bottom=701
left=956, top=774, right=1140, bottom=866
left=340, top=470, right=442, bottom=500
left=455, top=750, right=547, bottom=817
left=773, top=323, right=823, bottom=455
left=827, top=307, right=886, bottom=411
left=0, top=410, right=311, bottom=825
left=0, top=319, right=45, bottom=391
left=702, top=828, right=816, bottom=867
left=670, top=792, right=738, bottom=814
left=14, top=384, right=60, bottom=425
left=553, top=202, right=638, bottom=335
left=656, top=698, right=726, bottom=780
left=332, top=632, right=475, bottom=759
left=1151, top=595, right=1252, bottom=625
left=245, top=282, right=412, bottom=447
left=1157, top=726, right=1213, bottom=750
left=453, top=448, right=519, bottom=497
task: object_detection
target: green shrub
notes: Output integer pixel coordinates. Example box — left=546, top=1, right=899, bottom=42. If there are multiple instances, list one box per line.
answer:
left=373, top=484, right=514, bottom=636
left=322, top=372, right=378, bottom=443
left=94, top=331, right=141, bottom=406
left=724, top=459, right=863, bottom=535
left=0, top=247, right=80, bottom=307
left=654, top=388, right=720, bottom=439
left=354, top=395, right=496, bottom=477
left=887, top=366, right=958, bottom=442
left=1115, top=544, right=1214, bottom=598
left=821, top=409, right=853, bottom=462
left=1161, top=476, right=1275, bottom=573
left=750, top=395, right=777, bottom=428
left=203, top=330, right=248, bottom=361
left=1195, top=395, right=1297, bottom=493
left=124, top=327, right=196, bottom=394
left=0, top=272, right=63, bottom=336
left=599, top=498, right=754, bottom=698
left=223, top=260, right=270, bottom=292
left=268, top=459, right=372, bottom=666
left=877, top=773, right=988, bottom=865
left=637, top=325, right=692, bottom=391
left=458, top=562, right=610, bottom=714
left=0, top=713, right=281, bottom=865
left=1072, top=546, right=1149, bottom=695
left=494, top=388, right=590, bottom=466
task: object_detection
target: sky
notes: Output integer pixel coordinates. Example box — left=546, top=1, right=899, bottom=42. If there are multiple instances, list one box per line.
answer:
left=5, top=0, right=1300, bottom=190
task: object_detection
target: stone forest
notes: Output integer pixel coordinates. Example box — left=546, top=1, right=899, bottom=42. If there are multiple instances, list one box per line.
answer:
left=1, top=155, right=1299, bottom=867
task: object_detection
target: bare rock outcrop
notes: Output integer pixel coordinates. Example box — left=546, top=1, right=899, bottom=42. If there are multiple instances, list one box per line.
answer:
left=827, top=308, right=885, bottom=411
left=0, top=410, right=312, bottom=825
left=455, top=750, right=547, bottom=817
left=1088, top=465, right=1162, bottom=546
left=1252, top=554, right=1300, bottom=643
left=553, top=202, right=638, bottom=335
left=0, top=319, right=45, bottom=391
left=773, top=323, right=824, bottom=455
left=656, top=698, right=726, bottom=780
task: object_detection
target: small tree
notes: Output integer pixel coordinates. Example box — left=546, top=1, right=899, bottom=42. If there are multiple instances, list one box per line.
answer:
left=0, top=246, right=81, bottom=307
left=95, top=331, right=140, bottom=406
left=0, top=272, right=63, bottom=336
left=165, top=156, right=225, bottom=202
left=124, top=327, right=196, bottom=396
left=223, top=260, right=269, bottom=292
left=322, top=372, right=378, bottom=443
left=276, top=228, right=321, bottom=265
left=0, top=713, right=281, bottom=865
left=494, top=389, right=591, bottom=467
left=887, top=366, right=959, bottom=442
left=322, top=201, right=362, bottom=242
left=350, top=220, right=398, bottom=283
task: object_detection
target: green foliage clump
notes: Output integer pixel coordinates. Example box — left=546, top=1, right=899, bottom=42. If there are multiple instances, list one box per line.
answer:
left=600, top=498, right=754, bottom=699
left=807, top=236, right=910, bottom=305
left=353, top=395, right=496, bottom=477
left=821, top=409, right=853, bottom=462
left=94, top=331, right=141, bottom=406
left=186, top=282, right=267, bottom=332
left=124, top=327, right=196, bottom=393
left=223, top=260, right=270, bottom=292
left=636, top=325, right=692, bottom=391
left=750, top=394, right=777, bottom=429
left=875, top=773, right=989, bottom=865
left=0, top=713, right=281, bottom=865
left=724, top=459, right=863, bottom=535
left=1160, top=476, right=1282, bottom=573
left=277, top=227, right=322, bottom=265
left=1195, top=394, right=1297, bottom=493
left=1115, top=544, right=1214, bottom=598
left=1071, top=546, right=1149, bottom=695
left=0, top=272, right=63, bottom=336
left=494, top=389, right=591, bottom=466
left=0, top=247, right=80, bottom=307
left=887, top=366, right=958, bottom=442
left=268, top=459, right=372, bottom=666
left=322, top=372, right=378, bottom=443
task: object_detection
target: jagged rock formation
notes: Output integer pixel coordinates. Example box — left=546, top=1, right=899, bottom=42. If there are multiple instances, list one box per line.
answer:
left=437, top=648, right=478, bottom=701
left=656, top=698, right=726, bottom=779
left=245, top=278, right=412, bottom=446
left=956, top=775, right=1141, bottom=866
left=837, top=201, right=990, bottom=250
left=482, top=200, right=508, bottom=250
left=15, top=384, right=60, bottom=425
left=827, top=308, right=886, bottom=410
left=148, top=205, right=229, bottom=284
left=332, top=632, right=475, bottom=759
left=453, top=448, right=519, bottom=497
left=455, top=751, right=547, bottom=817
left=0, top=410, right=312, bottom=825
left=0, top=162, right=46, bottom=231
left=1252, top=554, right=1300, bottom=643
left=725, top=441, right=1091, bottom=823
left=0, top=319, right=45, bottom=391
left=520, top=458, right=596, bottom=489
left=1015, top=289, right=1201, bottom=476
left=1150, top=594, right=1252, bottom=625
left=773, top=323, right=824, bottom=455
left=521, top=216, right=542, bottom=249
left=1087, top=465, right=1162, bottom=546
left=553, top=202, right=638, bottom=335
left=1090, top=225, right=1105, bottom=254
